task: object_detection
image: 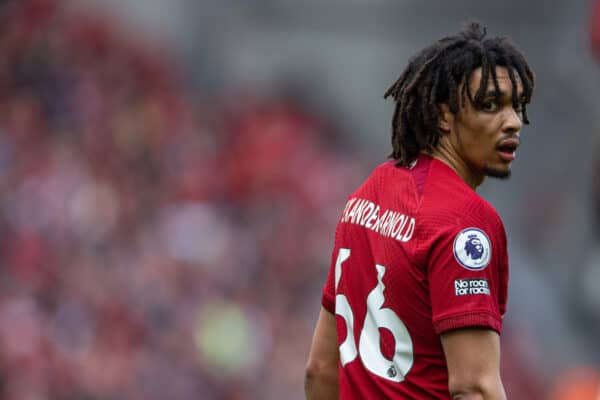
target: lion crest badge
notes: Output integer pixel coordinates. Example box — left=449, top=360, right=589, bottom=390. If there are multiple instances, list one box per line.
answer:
left=453, top=228, right=491, bottom=271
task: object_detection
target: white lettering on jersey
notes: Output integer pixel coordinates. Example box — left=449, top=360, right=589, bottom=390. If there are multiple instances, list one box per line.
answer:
left=341, top=198, right=415, bottom=242
left=454, top=278, right=491, bottom=296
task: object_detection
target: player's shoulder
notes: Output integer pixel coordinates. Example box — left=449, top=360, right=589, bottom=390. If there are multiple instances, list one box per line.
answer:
left=371, top=159, right=413, bottom=180
left=349, top=160, right=412, bottom=197
left=421, top=160, right=504, bottom=229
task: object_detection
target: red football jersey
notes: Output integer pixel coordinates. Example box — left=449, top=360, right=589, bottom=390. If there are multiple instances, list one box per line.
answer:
left=321, top=154, right=509, bottom=399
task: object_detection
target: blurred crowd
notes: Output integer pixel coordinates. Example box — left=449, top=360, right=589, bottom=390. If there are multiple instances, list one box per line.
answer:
left=0, top=1, right=366, bottom=399
left=0, top=1, right=598, bottom=399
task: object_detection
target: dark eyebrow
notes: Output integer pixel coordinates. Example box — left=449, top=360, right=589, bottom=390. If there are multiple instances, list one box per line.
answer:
left=484, top=90, right=527, bottom=102
left=483, top=90, right=504, bottom=99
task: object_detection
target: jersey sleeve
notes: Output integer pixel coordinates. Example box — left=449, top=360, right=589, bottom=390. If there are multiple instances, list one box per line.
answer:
left=321, top=223, right=342, bottom=314
left=321, top=253, right=336, bottom=314
left=427, top=213, right=508, bottom=335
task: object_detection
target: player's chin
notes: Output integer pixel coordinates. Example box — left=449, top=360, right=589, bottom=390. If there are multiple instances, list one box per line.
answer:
left=483, top=164, right=512, bottom=180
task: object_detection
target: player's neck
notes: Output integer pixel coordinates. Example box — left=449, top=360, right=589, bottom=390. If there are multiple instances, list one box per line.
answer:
left=427, top=147, right=485, bottom=190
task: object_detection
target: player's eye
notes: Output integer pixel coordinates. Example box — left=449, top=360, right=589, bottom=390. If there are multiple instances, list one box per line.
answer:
left=513, top=102, right=525, bottom=119
left=480, top=99, right=499, bottom=112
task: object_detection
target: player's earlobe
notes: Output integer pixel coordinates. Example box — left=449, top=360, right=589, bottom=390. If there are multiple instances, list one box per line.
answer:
left=437, top=104, right=452, bottom=134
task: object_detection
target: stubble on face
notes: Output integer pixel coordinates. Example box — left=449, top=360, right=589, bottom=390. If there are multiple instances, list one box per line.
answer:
left=462, top=67, right=523, bottom=182
left=483, top=166, right=511, bottom=180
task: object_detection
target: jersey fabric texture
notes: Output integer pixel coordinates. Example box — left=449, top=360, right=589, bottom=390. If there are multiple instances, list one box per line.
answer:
left=321, top=154, right=509, bottom=399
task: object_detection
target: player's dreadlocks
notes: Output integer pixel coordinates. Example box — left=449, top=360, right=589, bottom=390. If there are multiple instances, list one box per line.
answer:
left=384, top=22, right=535, bottom=166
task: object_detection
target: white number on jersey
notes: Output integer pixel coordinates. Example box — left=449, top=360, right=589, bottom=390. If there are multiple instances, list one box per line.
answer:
left=334, top=248, right=357, bottom=366
left=334, top=248, right=414, bottom=382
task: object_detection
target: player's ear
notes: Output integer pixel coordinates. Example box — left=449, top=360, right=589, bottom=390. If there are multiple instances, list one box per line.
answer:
left=437, top=103, right=452, bottom=134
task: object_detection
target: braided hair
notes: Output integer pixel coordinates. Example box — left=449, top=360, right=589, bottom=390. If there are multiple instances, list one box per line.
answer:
left=384, top=22, right=535, bottom=166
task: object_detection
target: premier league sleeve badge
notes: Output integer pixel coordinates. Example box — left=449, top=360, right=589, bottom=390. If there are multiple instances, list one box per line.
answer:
left=453, top=228, right=492, bottom=271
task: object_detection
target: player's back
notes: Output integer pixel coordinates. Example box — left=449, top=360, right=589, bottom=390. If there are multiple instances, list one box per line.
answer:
left=322, top=154, right=508, bottom=399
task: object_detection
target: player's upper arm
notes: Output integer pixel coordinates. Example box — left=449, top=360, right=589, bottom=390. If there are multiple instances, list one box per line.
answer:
left=305, top=307, right=339, bottom=400
left=441, top=328, right=507, bottom=400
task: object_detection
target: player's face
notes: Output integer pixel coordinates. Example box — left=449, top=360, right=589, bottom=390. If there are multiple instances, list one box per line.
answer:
left=445, top=67, right=524, bottom=185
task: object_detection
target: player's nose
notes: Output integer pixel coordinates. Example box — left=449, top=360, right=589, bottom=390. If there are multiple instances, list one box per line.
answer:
left=502, top=107, right=523, bottom=134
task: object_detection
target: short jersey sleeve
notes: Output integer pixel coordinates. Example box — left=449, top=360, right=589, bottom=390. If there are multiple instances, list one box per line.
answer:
left=427, top=214, right=508, bottom=335
left=321, top=251, right=336, bottom=314
left=321, top=223, right=342, bottom=314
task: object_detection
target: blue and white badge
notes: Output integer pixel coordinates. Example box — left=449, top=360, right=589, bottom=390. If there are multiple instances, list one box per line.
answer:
left=453, top=228, right=491, bottom=271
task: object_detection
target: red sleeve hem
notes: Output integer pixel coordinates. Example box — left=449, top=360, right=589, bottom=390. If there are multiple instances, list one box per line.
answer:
left=322, top=293, right=335, bottom=314
left=433, top=311, right=502, bottom=335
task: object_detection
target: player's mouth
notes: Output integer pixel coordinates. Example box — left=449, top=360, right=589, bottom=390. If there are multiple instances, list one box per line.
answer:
left=496, top=138, right=519, bottom=161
